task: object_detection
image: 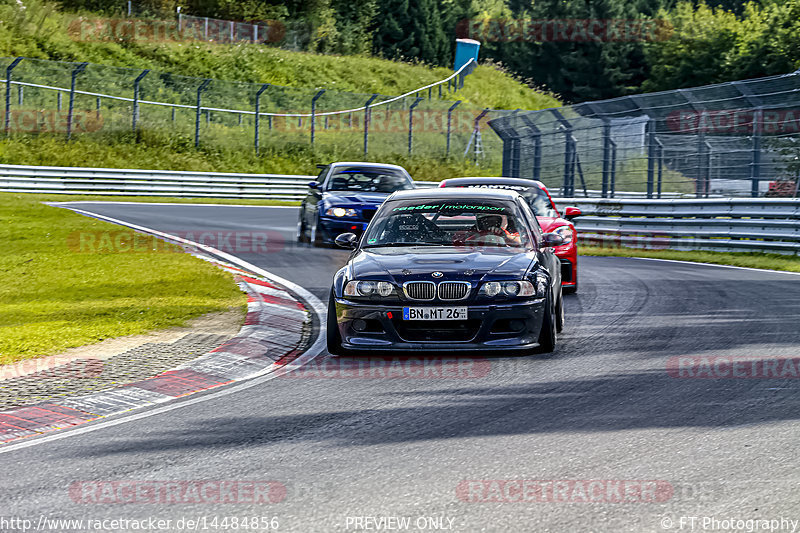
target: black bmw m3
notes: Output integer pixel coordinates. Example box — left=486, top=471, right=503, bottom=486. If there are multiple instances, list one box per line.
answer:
left=327, top=188, right=566, bottom=356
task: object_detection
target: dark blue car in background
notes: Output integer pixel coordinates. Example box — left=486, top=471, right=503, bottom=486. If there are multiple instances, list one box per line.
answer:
left=297, top=162, right=415, bottom=246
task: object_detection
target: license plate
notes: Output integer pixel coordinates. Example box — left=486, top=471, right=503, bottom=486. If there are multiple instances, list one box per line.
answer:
left=402, top=307, right=468, bottom=320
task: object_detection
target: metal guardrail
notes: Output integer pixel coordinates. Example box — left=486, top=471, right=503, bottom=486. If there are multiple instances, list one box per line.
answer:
left=0, top=163, right=442, bottom=199
left=551, top=197, right=800, bottom=255
left=3, top=163, right=797, bottom=255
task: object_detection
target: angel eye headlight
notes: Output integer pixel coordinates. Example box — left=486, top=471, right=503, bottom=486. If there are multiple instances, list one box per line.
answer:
left=344, top=280, right=395, bottom=297
left=502, top=281, right=520, bottom=295
left=326, top=207, right=358, bottom=217
left=480, top=282, right=502, bottom=297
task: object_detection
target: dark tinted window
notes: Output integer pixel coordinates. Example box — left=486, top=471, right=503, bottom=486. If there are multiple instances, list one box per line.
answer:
left=363, top=199, right=532, bottom=249
left=326, top=167, right=413, bottom=193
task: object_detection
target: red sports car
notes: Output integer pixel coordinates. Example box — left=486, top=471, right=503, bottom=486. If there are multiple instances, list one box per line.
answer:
left=439, top=177, right=581, bottom=293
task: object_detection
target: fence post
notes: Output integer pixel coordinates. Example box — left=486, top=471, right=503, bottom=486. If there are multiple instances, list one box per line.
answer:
left=4, top=57, right=23, bottom=136
left=655, top=138, right=664, bottom=198
left=254, top=83, right=269, bottom=154
left=601, top=119, right=611, bottom=198
left=194, top=78, right=211, bottom=148
left=363, top=93, right=378, bottom=156
left=446, top=100, right=461, bottom=156
left=66, top=62, right=87, bottom=140
left=646, top=119, right=655, bottom=198
left=57, top=92, right=62, bottom=111
left=132, top=69, right=150, bottom=135
left=408, top=97, right=423, bottom=155
left=610, top=140, right=617, bottom=198
left=18, top=85, right=23, bottom=106
left=204, top=17, right=209, bottom=40
left=171, top=107, right=175, bottom=121
left=750, top=108, right=762, bottom=198
left=519, top=115, right=542, bottom=182
left=311, top=89, right=325, bottom=148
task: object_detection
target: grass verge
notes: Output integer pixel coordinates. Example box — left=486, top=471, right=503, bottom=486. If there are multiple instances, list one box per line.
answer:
left=580, top=246, right=800, bottom=273
left=0, top=192, right=247, bottom=364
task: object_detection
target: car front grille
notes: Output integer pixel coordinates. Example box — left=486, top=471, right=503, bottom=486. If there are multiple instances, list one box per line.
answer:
left=404, top=281, right=436, bottom=300
left=437, top=281, right=470, bottom=300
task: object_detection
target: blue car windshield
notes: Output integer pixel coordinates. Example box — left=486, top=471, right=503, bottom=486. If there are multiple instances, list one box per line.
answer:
left=363, top=199, right=532, bottom=249
left=326, top=167, right=413, bottom=193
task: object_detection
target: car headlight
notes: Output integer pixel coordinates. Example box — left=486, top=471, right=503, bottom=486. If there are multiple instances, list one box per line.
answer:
left=325, top=207, right=358, bottom=218
left=344, top=280, right=395, bottom=297
left=553, top=225, right=573, bottom=245
left=479, top=281, right=536, bottom=298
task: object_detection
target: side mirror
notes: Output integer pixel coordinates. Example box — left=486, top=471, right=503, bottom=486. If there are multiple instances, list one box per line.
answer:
left=335, top=232, right=359, bottom=249
left=308, top=181, right=320, bottom=190
left=541, top=232, right=565, bottom=248
left=563, top=206, right=582, bottom=220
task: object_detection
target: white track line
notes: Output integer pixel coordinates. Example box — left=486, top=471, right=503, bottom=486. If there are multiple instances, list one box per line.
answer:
left=48, top=201, right=298, bottom=209
left=0, top=205, right=326, bottom=455
left=629, top=257, right=800, bottom=277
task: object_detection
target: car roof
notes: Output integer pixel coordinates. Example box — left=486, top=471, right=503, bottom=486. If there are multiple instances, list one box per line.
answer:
left=388, top=188, right=522, bottom=201
left=327, top=161, right=409, bottom=172
left=442, top=177, right=548, bottom=190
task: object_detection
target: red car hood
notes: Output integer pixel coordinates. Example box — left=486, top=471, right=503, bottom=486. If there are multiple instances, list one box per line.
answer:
left=536, top=216, right=571, bottom=232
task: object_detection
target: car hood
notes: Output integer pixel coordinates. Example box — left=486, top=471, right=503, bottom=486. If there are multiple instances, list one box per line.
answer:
left=323, top=191, right=389, bottom=206
left=350, top=247, right=536, bottom=283
left=536, top=216, right=572, bottom=233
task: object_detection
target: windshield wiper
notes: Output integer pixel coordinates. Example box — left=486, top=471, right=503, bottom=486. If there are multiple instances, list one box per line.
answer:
left=363, top=242, right=442, bottom=248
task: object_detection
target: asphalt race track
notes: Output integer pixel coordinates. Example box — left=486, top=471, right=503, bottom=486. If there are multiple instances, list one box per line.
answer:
left=2, top=202, right=800, bottom=532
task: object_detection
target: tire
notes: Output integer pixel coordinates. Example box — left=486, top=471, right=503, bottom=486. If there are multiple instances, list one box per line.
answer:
left=310, top=217, right=323, bottom=247
left=555, top=288, right=565, bottom=333
left=297, top=209, right=308, bottom=243
left=535, top=292, right=557, bottom=354
left=326, top=291, right=350, bottom=357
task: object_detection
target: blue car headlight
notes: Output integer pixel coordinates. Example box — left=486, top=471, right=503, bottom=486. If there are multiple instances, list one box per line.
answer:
left=325, top=207, right=358, bottom=218
left=479, top=280, right=538, bottom=298
left=344, top=280, right=395, bottom=298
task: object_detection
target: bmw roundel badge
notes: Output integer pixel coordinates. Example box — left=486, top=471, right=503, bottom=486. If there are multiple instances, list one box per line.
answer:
left=432, top=271, right=444, bottom=278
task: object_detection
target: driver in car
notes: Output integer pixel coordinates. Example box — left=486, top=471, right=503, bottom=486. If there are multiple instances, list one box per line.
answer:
left=464, top=213, right=521, bottom=245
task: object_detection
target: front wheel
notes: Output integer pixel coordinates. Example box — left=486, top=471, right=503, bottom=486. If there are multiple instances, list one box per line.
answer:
left=297, top=209, right=308, bottom=243
left=535, top=292, right=557, bottom=354
left=326, top=291, right=350, bottom=357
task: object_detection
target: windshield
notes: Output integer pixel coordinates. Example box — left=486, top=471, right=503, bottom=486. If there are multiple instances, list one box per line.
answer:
left=326, top=167, right=413, bottom=193
left=363, top=199, right=532, bottom=249
left=522, top=187, right=559, bottom=218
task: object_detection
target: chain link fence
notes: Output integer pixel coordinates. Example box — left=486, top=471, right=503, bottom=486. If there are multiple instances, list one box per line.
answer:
left=1, top=56, right=514, bottom=169
left=488, top=70, right=800, bottom=198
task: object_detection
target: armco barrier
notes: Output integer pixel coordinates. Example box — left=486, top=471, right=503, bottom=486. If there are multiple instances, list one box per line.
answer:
left=3, top=163, right=797, bottom=255
left=0, top=163, right=439, bottom=199
left=551, top=197, right=800, bottom=255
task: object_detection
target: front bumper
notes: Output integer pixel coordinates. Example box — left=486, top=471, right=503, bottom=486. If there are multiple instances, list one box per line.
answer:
left=319, top=217, right=369, bottom=243
left=333, top=298, right=547, bottom=352
left=554, top=243, right=578, bottom=287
